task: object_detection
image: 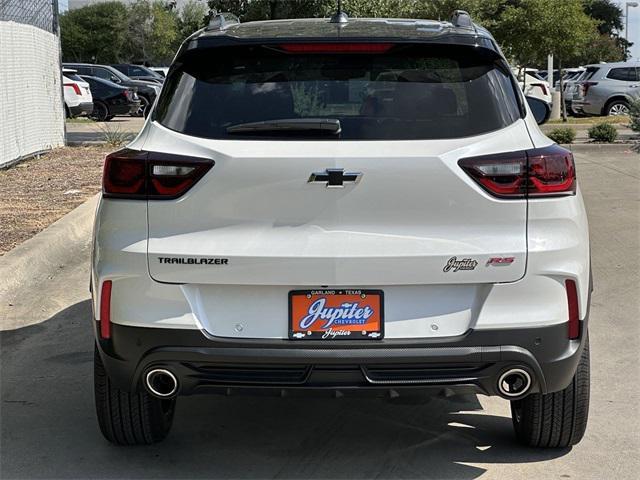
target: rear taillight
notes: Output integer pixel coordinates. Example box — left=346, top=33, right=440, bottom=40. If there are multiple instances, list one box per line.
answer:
left=459, top=145, right=576, bottom=198
left=279, top=43, right=393, bottom=53
left=122, top=90, right=133, bottom=101
left=64, top=83, right=82, bottom=95
left=531, top=82, right=548, bottom=96
left=565, top=279, right=580, bottom=339
left=103, top=149, right=214, bottom=199
left=580, top=81, right=598, bottom=96
left=99, top=280, right=112, bottom=339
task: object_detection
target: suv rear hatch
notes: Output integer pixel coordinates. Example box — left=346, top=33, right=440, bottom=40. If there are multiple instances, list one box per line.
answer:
left=144, top=42, right=530, bottom=286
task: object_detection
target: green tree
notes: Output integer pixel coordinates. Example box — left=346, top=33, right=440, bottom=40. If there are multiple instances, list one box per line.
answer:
left=125, top=0, right=179, bottom=65
left=490, top=0, right=597, bottom=120
left=584, top=0, right=631, bottom=60
left=60, top=1, right=128, bottom=63
left=178, top=0, right=209, bottom=41
left=584, top=0, right=623, bottom=35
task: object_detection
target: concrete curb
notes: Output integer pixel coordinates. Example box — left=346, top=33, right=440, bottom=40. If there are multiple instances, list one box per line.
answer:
left=0, top=194, right=99, bottom=330
left=563, top=143, right=639, bottom=154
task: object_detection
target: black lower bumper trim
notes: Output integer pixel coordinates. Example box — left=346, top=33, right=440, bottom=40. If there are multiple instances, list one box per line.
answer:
left=95, top=320, right=587, bottom=398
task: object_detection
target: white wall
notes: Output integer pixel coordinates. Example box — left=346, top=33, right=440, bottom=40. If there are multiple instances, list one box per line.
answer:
left=0, top=21, right=65, bottom=168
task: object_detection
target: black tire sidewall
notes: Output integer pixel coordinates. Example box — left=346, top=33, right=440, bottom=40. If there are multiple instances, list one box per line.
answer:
left=91, top=102, right=109, bottom=122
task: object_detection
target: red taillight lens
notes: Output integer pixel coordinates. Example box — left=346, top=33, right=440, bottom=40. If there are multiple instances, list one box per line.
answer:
left=580, top=81, right=598, bottom=96
left=102, top=149, right=214, bottom=199
left=459, top=151, right=528, bottom=197
left=64, top=83, right=82, bottom=95
left=528, top=145, right=576, bottom=196
left=279, top=43, right=393, bottom=53
left=566, top=279, right=580, bottom=339
left=149, top=162, right=212, bottom=197
left=458, top=145, right=575, bottom=198
left=103, top=149, right=147, bottom=198
left=99, top=280, right=112, bottom=339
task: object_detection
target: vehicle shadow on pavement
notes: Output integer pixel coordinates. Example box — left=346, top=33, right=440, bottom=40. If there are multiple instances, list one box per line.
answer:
left=1, top=300, right=570, bottom=479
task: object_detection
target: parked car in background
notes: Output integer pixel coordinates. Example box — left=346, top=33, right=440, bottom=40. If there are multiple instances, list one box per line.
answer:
left=561, top=68, right=587, bottom=115
left=572, top=62, right=640, bottom=116
left=515, top=70, right=552, bottom=104
left=111, top=64, right=164, bottom=84
left=150, top=67, right=168, bottom=78
left=63, top=63, right=160, bottom=117
left=62, top=68, right=93, bottom=118
left=80, top=76, right=141, bottom=121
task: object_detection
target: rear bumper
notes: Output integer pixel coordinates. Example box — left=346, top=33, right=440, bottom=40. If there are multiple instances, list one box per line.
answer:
left=95, top=319, right=588, bottom=399
left=69, top=102, right=93, bottom=116
left=571, top=100, right=600, bottom=115
left=109, top=102, right=139, bottom=116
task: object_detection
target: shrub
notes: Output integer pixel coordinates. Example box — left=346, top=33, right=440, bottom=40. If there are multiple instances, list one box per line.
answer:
left=588, top=122, right=618, bottom=143
left=629, top=99, right=640, bottom=133
left=547, top=127, right=576, bottom=144
left=97, top=124, right=134, bottom=147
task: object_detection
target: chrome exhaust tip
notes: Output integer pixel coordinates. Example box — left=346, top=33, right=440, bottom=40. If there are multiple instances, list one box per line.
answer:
left=145, top=368, right=178, bottom=398
left=497, top=368, right=532, bottom=398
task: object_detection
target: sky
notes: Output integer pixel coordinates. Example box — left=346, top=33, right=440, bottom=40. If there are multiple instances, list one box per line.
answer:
left=56, top=0, right=640, bottom=61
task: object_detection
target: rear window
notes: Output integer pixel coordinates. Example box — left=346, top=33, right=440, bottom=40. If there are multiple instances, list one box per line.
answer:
left=155, top=44, right=522, bottom=140
left=64, top=72, right=83, bottom=82
left=582, top=67, right=600, bottom=81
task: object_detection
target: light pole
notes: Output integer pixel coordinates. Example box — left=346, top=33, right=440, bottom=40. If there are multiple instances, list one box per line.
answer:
left=625, top=2, right=638, bottom=45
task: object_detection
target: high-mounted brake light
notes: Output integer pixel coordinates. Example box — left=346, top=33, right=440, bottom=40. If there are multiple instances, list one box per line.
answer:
left=458, top=145, right=575, bottom=198
left=279, top=43, right=393, bottom=54
left=64, top=83, right=82, bottom=95
left=99, top=280, right=112, bottom=339
left=566, top=279, right=580, bottom=339
left=103, top=149, right=214, bottom=199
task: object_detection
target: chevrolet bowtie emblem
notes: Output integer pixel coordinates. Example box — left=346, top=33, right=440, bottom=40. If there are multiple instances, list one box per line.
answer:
left=308, top=168, right=362, bottom=188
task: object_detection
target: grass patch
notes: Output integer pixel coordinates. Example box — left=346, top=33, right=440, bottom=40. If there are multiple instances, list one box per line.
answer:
left=548, top=115, right=629, bottom=125
left=66, top=117, right=93, bottom=124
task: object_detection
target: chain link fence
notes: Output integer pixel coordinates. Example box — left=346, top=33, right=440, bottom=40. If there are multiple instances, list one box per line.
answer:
left=0, top=0, right=59, bottom=33
left=0, top=0, right=65, bottom=167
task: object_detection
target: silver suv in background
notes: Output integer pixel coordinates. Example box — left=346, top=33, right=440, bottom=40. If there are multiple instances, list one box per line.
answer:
left=572, top=62, right=640, bottom=116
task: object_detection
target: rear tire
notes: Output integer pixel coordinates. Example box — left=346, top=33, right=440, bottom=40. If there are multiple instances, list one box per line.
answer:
left=511, top=335, right=590, bottom=448
left=89, top=101, right=109, bottom=122
left=605, top=99, right=629, bottom=116
left=94, top=345, right=175, bottom=445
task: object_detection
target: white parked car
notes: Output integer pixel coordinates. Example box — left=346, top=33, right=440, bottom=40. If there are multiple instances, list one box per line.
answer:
left=62, top=68, right=93, bottom=117
left=91, top=12, right=591, bottom=448
left=515, top=70, right=552, bottom=104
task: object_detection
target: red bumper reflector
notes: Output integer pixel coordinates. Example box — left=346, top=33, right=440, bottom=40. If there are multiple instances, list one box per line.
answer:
left=566, top=279, right=579, bottom=339
left=100, top=280, right=112, bottom=339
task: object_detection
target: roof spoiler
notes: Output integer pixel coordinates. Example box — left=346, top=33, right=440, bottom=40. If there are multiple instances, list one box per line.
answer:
left=205, top=12, right=240, bottom=31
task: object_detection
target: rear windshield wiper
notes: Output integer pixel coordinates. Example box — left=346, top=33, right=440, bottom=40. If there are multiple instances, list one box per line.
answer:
left=226, top=118, right=341, bottom=135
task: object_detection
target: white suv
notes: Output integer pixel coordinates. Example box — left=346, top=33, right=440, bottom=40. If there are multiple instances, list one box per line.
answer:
left=91, top=12, right=591, bottom=447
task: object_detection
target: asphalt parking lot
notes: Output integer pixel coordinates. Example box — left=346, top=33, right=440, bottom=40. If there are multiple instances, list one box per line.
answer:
left=1, top=146, right=639, bottom=479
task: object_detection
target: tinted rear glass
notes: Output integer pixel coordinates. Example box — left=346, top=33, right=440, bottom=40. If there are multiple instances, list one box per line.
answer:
left=64, top=72, right=83, bottom=82
left=583, top=67, right=600, bottom=81
left=155, top=44, right=521, bottom=140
